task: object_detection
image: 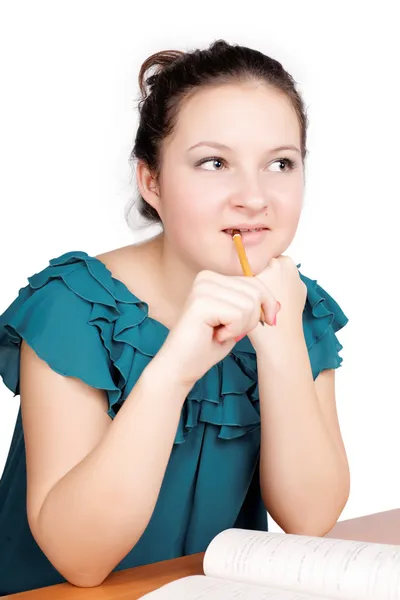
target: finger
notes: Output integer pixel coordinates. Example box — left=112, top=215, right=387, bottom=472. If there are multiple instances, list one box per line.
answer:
left=197, top=280, right=259, bottom=316
left=213, top=326, right=245, bottom=344
left=236, top=277, right=278, bottom=326
left=191, top=293, right=254, bottom=342
left=196, top=275, right=278, bottom=327
left=195, top=273, right=279, bottom=327
left=220, top=276, right=278, bottom=326
left=195, top=281, right=262, bottom=335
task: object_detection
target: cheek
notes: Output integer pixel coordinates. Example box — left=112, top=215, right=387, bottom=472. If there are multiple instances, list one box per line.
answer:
left=274, top=178, right=303, bottom=224
left=272, top=193, right=303, bottom=258
left=160, top=167, right=222, bottom=227
left=279, top=195, right=303, bottom=223
left=162, top=192, right=216, bottom=233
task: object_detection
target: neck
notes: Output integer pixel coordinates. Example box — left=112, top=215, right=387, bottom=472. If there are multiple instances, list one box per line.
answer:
left=151, top=232, right=199, bottom=318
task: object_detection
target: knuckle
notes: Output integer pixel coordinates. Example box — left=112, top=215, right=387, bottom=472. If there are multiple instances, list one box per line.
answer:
left=195, top=270, right=226, bottom=287
left=239, top=287, right=258, bottom=309
left=193, top=280, right=209, bottom=294
left=195, top=270, right=212, bottom=283
left=248, top=277, right=264, bottom=297
left=256, top=281, right=272, bottom=303
left=246, top=297, right=257, bottom=314
left=259, top=281, right=271, bottom=298
left=283, top=255, right=295, bottom=268
left=247, top=284, right=261, bottom=302
left=188, top=294, right=203, bottom=312
left=228, top=306, right=244, bottom=325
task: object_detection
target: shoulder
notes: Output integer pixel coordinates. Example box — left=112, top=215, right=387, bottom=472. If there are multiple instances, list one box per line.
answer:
left=299, top=270, right=349, bottom=379
left=300, top=271, right=348, bottom=335
left=96, top=237, right=163, bottom=302
left=0, top=249, right=145, bottom=414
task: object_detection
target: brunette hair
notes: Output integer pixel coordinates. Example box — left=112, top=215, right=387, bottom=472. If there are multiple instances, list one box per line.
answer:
left=129, top=40, right=308, bottom=225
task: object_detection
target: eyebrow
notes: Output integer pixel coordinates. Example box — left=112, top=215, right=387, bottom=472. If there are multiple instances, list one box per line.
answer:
left=187, top=141, right=301, bottom=154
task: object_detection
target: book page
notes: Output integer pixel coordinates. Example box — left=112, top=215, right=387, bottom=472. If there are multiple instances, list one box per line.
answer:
left=203, top=528, right=400, bottom=600
left=138, top=575, right=336, bottom=599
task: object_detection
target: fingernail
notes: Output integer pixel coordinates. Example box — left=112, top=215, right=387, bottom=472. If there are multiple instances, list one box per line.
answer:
left=276, top=301, right=281, bottom=313
left=235, top=334, right=246, bottom=342
left=272, top=314, right=277, bottom=326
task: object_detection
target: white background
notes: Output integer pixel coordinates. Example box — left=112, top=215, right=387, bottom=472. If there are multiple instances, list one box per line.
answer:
left=1, top=1, right=399, bottom=532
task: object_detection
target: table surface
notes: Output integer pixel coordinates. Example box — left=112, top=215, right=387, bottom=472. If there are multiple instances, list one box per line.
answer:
left=5, top=508, right=400, bottom=599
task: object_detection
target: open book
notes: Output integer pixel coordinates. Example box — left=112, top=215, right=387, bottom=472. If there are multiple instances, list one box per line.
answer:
left=140, top=528, right=400, bottom=599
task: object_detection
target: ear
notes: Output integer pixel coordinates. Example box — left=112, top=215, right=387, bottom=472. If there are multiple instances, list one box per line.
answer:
left=136, top=160, right=162, bottom=216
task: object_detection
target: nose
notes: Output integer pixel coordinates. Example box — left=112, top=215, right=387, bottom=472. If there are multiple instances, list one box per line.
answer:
left=232, top=176, right=268, bottom=215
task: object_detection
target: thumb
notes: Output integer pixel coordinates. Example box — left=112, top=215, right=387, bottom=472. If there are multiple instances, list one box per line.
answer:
left=213, top=324, right=243, bottom=345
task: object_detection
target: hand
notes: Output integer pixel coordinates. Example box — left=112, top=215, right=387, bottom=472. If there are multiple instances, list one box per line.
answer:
left=157, top=270, right=279, bottom=387
left=249, top=255, right=307, bottom=348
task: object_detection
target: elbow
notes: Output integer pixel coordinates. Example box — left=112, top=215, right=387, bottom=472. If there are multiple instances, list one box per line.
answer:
left=52, top=557, right=117, bottom=589
left=268, top=484, right=351, bottom=538
left=64, top=571, right=108, bottom=589
left=282, top=520, right=338, bottom=538
left=32, top=530, right=113, bottom=589
left=279, top=511, right=340, bottom=537
left=47, top=554, right=114, bottom=588
left=279, top=498, right=350, bottom=538
left=31, top=516, right=119, bottom=588
left=29, top=541, right=111, bottom=588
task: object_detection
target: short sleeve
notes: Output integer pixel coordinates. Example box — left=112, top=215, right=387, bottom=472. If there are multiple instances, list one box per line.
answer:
left=300, top=274, right=349, bottom=380
left=0, top=250, right=159, bottom=420
left=0, top=278, right=120, bottom=403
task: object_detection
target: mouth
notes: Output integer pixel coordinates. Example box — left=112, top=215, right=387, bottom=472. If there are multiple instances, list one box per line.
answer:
left=222, top=226, right=270, bottom=247
left=223, top=227, right=268, bottom=236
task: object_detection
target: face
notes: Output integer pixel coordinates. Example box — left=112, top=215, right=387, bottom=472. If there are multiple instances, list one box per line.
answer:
left=144, top=81, right=304, bottom=276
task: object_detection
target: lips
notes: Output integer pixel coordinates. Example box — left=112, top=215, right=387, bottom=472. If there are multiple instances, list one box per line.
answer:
left=223, top=227, right=268, bottom=235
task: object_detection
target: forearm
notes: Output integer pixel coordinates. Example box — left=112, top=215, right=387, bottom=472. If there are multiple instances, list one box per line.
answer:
left=257, top=331, right=349, bottom=536
left=37, top=356, right=190, bottom=586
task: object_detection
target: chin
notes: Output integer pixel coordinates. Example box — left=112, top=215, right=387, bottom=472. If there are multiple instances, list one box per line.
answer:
left=209, top=258, right=267, bottom=278
left=196, top=245, right=279, bottom=277
left=245, top=254, right=276, bottom=275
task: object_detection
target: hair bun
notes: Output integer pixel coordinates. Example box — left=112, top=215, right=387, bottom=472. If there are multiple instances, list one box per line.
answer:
left=138, top=50, right=183, bottom=98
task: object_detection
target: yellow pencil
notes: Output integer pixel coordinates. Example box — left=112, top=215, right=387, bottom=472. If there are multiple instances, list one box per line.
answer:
left=232, top=230, right=266, bottom=326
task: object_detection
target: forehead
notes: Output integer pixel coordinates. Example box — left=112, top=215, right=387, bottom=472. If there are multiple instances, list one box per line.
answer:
left=169, top=81, right=301, bottom=149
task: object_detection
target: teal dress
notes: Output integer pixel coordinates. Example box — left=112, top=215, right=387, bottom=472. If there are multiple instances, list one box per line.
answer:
left=0, top=252, right=348, bottom=595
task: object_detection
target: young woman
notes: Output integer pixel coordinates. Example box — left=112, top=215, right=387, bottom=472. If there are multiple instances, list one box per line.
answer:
left=0, top=40, right=349, bottom=595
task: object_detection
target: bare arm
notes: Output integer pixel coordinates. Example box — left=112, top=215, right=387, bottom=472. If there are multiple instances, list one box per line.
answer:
left=256, top=332, right=350, bottom=536
left=21, top=341, right=191, bottom=588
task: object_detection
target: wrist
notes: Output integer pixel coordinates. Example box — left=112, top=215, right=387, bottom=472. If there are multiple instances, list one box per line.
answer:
left=143, top=351, right=194, bottom=403
left=253, top=323, right=306, bottom=361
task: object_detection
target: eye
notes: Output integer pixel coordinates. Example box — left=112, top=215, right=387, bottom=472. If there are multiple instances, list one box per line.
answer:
left=269, top=158, right=295, bottom=172
left=196, top=157, right=227, bottom=171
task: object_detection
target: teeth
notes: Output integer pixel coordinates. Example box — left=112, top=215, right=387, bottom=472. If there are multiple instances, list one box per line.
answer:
left=224, top=228, right=265, bottom=234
